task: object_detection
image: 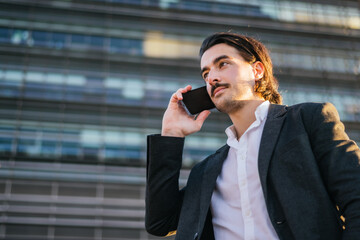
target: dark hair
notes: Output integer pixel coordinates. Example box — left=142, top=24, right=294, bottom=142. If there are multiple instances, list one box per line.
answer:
left=199, top=32, right=282, bottom=104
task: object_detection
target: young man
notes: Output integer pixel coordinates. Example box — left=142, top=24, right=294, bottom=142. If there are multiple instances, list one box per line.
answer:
left=145, top=32, right=360, bottom=240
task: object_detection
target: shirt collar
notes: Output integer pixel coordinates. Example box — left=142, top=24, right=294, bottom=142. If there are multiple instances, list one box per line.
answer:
left=225, top=100, right=270, bottom=141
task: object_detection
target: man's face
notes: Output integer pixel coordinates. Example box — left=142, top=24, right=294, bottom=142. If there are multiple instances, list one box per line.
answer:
left=200, top=43, right=260, bottom=113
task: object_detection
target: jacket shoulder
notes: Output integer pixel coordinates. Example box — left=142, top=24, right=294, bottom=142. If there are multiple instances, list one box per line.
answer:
left=285, top=102, right=336, bottom=113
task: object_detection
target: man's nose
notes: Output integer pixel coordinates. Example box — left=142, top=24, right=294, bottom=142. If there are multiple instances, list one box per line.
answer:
left=207, top=71, right=220, bottom=86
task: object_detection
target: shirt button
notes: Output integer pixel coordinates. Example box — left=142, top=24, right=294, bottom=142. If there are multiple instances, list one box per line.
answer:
left=241, top=180, right=246, bottom=186
left=246, top=210, right=252, bottom=217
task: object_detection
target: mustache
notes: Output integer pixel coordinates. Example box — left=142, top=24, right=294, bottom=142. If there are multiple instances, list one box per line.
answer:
left=211, top=83, right=230, bottom=97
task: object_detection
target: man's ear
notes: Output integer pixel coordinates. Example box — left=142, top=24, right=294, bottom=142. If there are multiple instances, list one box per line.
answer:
left=252, top=61, right=265, bottom=80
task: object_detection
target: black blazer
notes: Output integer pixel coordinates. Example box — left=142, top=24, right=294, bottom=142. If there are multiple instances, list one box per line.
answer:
left=146, top=103, right=360, bottom=240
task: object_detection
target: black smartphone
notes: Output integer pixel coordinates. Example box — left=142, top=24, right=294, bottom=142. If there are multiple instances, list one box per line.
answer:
left=181, top=86, right=215, bottom=115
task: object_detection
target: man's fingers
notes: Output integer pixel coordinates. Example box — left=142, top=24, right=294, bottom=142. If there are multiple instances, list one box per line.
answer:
left=171, top=85, right=192, bottom=103
left=181, top=85, right=192, bottom=92
left=195, top=110, right=211, bottom=127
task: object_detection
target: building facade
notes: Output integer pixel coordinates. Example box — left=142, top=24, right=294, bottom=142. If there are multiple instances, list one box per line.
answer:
left=0, top=0, right=359, bottom=239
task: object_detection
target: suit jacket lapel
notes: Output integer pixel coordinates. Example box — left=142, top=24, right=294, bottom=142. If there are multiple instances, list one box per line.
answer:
left=258, top=104, right=287, bottom=200
left=198, top=144, right=229, bottom=233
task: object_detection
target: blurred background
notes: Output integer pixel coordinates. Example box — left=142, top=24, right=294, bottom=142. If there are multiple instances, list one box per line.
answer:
left=0, top=0, right=359, bottom=239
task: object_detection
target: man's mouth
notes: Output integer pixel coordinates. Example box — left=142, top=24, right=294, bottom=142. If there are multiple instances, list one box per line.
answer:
left=211, top=83, right=230, bottom=97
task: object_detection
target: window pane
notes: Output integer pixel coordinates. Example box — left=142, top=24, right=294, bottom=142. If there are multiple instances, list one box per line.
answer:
left=5, top=70, right=23, bottom=82
left=66, top=75, right=86, bottom=86
left=26, top=71, right=44, bottom=82
left=32, top=31, right=49, bottom=47
left=51, top=32, right=67, bottom=49
left=0, top=27, right=11, bottom=43
left=46, top=73, right=64, bottom=84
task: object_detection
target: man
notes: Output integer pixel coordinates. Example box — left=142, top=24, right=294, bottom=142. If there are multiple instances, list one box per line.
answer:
left=145, top=32, right=360, bottom=239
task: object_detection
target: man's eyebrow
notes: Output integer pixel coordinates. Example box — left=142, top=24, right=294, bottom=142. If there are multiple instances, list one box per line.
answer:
left=200, top=55, right=230, bottom=76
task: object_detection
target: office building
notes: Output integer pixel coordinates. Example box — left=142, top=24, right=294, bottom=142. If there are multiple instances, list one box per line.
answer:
left=0, top=0, right=359, bottom=239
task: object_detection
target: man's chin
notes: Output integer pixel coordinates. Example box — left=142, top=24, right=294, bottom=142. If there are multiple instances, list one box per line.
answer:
left=215, top=100, right=245, bottom=114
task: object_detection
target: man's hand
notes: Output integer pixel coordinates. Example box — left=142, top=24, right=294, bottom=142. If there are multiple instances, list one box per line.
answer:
left=161, top=85, right=211, bottom=138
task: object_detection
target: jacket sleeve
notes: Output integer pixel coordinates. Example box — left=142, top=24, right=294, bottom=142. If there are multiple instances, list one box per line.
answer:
left=145, top=134, right=186, bottom=237
left=308, top=103, right=360, bottom=238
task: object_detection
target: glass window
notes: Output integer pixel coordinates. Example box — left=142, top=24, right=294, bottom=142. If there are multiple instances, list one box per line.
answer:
left=299, top=54, right=313, bottom=70
left=86, top=77, right=104, bottom=88
left=5, top=70, right=23, bottom=82
left=145, top=80, right=162, bottom=91
left=17, top=139, right=41, bottom=155
left=26, top=71, right=44, bottom=83
left=346, top=7, right=360, bottom=29
left=11, top=29, right=28, bottom=45
left=41, top=140, right=58, bottom=156
left=293, top=2, right=310, bottom=23
left=70, top=34, right=89, bottom=49
left=66, top=74, right=86, bottom=86
left=46, top=73, right=64, bottom=84
left=123, top=131, right=142, bottom=146
left=354, top=59, right=360, bottom=75
left=104, top=77, right=124, bottom=89
left=105, top=146, right=142, bottom=160
left=51, top=32, right=67, bottom=49
left=113, top=0, right=142, bottom=4
left=80, top=129, right=101, bottom=147
left=110, top=38, right=126, bottom=53
left=122, top=148, right=141, bottom=159
left=0, top=27, right=11, bottom=43
left=332, top=57, right=347, bottom=73
left=123, top=79, right=144, bottom=99
left=105, top=94, right=125, bottom=104
left=24, top=83, right=48, bottom=99
left=110, top=38, right=142, bottom=55
left=104, top=146, right=121, bottom=159
left=89, top=35, right=105, bottom=50
left=71, top=34, right=87, bottom=44
left=182, top=1, right=211, bottom=11
left=260, top=2, right=278, bottom=19
left=279, top=2, right=294, bottom=22
left=82, top=146, right=99, bottom=159
left=185, top=135, right=223, bottom=150
left=0, top=85, right=21, bottom=96
left=162, top=81, right=180, bottom=91
left=129, top=39, right=143, bottom=55
left=103, top=131, right=122, bottom=144
left=64, top=86, right=84, bottom=101
left=0, top=137, right=13, bottom=153
left=61, top=142, right=80, bottom=157
left=324, top=5, right=341, bottom=26
left=0, top=121, right=16, bottom=132
left=311, top=3, right=325, bottom=24
left=32, top=31, right=49, bottom=47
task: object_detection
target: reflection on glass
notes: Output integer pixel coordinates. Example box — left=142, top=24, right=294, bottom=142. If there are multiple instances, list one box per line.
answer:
left=26, top=71, right=44, bottom=83
left=94, top=0, right=360, bottom=28
left=2, top=27, right=143, bottom=55
left=5, top=70, right=23, bottom=82
left=281, top=84, right=360, bottom=122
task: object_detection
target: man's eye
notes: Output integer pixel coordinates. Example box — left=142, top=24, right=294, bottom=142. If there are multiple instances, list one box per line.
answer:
left=219, top=62, right=228, bottom=67
left=203, top=73, right=208, bottom=80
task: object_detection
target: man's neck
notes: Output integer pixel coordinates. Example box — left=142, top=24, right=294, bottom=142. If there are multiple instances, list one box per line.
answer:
left=228, top=99, right=265, bottom=140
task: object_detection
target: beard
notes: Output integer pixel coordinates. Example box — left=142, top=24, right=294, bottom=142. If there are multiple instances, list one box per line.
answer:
left=215, top=97, right=246, bottom=114
left=211, top=82, right=255, bottom=114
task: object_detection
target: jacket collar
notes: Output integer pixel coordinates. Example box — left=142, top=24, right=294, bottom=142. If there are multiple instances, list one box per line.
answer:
left=258, top=104, right=287, bottom=200
left=198, top=144, right=229, bottom=237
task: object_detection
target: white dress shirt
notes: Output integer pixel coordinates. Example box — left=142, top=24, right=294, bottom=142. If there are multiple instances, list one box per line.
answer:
left=210, top=100, right=279, bottom=240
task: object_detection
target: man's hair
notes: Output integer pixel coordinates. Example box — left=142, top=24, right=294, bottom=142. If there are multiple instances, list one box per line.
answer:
left=199, top=32, right=282, bottom=104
